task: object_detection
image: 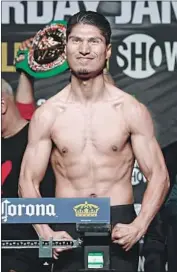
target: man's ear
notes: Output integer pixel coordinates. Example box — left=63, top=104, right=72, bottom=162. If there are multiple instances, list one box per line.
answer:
left=106, top=44, right=112, bottom=60
left=1, top=97, right=7, bottom=115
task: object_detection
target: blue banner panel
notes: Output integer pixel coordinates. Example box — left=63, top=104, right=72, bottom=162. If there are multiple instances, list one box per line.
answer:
left=1, top=198, right=110, bottom=224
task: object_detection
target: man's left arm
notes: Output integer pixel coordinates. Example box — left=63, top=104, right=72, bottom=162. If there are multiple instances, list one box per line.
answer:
left=129, top=102, right=169, bottom=231
left=112, top=99, right=169, bottom=251
left=15, top=38, right=36, bottom=120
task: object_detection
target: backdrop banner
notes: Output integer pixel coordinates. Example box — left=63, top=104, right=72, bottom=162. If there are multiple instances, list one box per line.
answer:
left=1, top=1, right=177, bottom=271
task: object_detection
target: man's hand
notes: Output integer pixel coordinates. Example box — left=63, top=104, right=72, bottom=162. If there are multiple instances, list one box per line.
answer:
left=50, top=231, right=74, bottom=259
left=112, top=222, right=145, bottom=251
left=14, top=37, right=34, bottom=64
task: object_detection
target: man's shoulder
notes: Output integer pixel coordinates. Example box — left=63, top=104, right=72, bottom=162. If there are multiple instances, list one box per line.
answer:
left=46, top=84, right=71, bottom=104
left=31, top=86, right=70, bottom=124
left=114, top=87, right=136, bottom=102
left=110, top=86, right=149, bottom=117
left=120, top=93, right=152, bottom=128
left=107, top=84, right=139, bottom=106
left=31, top=100, right=56, bottom=127
left=113, top=88, right=142, bottom=110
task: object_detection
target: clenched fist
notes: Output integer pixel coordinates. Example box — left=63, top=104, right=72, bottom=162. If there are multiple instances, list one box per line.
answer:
left=112, top=222, right=144, bottom=251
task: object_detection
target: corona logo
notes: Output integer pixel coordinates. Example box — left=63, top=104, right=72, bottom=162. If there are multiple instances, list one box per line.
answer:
left=73, top=201, right=99, bottom=217
left=1, top=199, right=56, bottom=223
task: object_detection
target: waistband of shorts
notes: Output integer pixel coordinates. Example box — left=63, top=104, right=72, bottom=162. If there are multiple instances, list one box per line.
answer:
left=110, top=204, right=136, bottom=226
left=111, top=203, right=134, bottom=211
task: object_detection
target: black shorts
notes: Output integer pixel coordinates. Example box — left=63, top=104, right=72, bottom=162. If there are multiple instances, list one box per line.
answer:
left=1, top=249, right=46, bottom=272
left=53, top=204, right=139, bottom=272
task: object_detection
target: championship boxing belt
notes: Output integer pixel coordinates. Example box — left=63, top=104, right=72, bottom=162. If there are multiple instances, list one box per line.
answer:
left=15, top=20, right=69, bottom=79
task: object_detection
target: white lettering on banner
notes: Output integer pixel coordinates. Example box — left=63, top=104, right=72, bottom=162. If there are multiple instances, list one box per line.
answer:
left=132, top=161, right=147, bottom=185
left=2, top=1, right=25, bottom=24
left=37, top=99, right=46, bottom=107
left=2, top=1, right=177, bottom=25
left=1, top=199, right=56, bottom=223
left=134, top=203, right=142, bottom=216
left=54, top=2, right=80, bottom=21
left=116, top=34, right=177, bottom=79
left=26, top=204, right=35, bottom=216
left=138, top=255, right=168, bottom=271
left=115, top=1, right=177, bottom=24
left=27, top=2, right=53, bottom=24
left=138, top=256, right=145, bottom=272
left=8, top=204, right=16, bottom=216
left=54, top=1, right=99, bottom=20
left=132, top=1, right=161, bottom=24
left=165, top=42, right=177, bottom=71
left=114, top=2, right=131, bottom=24
left=138, top=258, right=168, bottom=272
left=2, top=1, right=99, bottom=24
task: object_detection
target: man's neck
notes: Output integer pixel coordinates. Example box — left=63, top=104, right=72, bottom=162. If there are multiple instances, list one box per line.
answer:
left=2, top=112, right=28, bottom=139
left=70, top=74, right=107, bottom=104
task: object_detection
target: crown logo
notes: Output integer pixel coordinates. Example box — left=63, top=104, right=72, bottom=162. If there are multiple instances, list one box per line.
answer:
left=73, top=201, right=99, bottom=217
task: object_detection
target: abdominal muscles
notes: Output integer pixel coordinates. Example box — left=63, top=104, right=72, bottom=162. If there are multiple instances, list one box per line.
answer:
left=51, top=142, right=135, bottom=205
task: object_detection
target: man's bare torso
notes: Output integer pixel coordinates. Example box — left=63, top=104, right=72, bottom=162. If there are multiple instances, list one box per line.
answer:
left=48, top=84, right=135, bottom=205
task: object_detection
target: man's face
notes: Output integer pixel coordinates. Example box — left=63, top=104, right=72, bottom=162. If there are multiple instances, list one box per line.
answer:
left=66, top=24, right=111, bottom=79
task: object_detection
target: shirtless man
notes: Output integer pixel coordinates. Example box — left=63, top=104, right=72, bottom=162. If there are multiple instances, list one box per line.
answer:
left=19, top=11, right=169, bottom=272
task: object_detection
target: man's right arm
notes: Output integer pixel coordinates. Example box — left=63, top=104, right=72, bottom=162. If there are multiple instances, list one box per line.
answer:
left=18, top=105, right=54, bottom=239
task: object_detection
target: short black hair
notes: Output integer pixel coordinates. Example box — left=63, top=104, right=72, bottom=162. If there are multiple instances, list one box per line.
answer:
left=66, top=11, right=111, bottom=45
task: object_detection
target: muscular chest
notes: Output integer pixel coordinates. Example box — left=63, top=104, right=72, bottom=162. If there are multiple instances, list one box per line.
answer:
left=52, top=103, right=129, bottom=154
